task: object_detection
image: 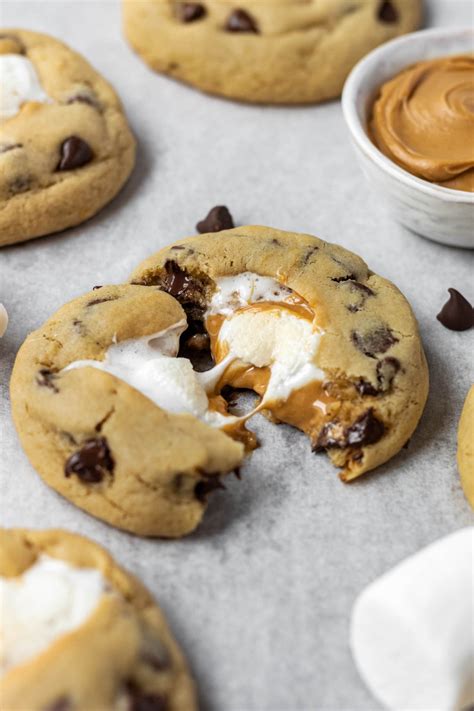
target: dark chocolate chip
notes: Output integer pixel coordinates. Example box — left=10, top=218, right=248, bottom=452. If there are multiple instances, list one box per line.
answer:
left=314, top=421, right=347, bottom=451
left=36, top=368, right=59, bottom=393
left=43, top=697, right=71, bottom=711
left=351, top=327, right=398, bottom=358
left=436, top=288, right=474, bottom=331
left=86, top=296, right=119, bottom=307
left=377, top=0, right=398, bottom=23
left=345, top=409, right=385, bottom=447
left=195, top=476, right=226, bottom=501
left=376, top=356, right=400, bottom=391
left=355, top=379, right=379, bottom=397
left=170, top=245, right=186, bottom=250
left=176, top=2, right=206, bottom=22
left=57, top=136, right=93, bottom=171
left=185, top=332, right=210, bottom=351
left=65, top=437, right=114, bottom=483
left=225, top=8, right=259, bottom=32
left=125, top=682, right=167, bottom=711
left=92, top=285, right=103, bottom=290
left=196, top=205, right=234, bottom=233
left=162, top=260, right=195, bottom=299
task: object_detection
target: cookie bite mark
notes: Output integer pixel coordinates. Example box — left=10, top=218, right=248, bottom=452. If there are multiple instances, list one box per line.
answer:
left=64, top=437, right=114, bottom=483
left=57, top=136, right=94, bottom=171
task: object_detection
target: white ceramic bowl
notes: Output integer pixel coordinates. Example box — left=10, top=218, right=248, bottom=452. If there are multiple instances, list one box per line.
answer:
left=342, top=27, right=474, bottom=249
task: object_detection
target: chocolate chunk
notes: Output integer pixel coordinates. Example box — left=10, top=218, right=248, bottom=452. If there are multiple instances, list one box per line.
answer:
left=351, top=327, right=398, bottom=358
left=196, top=205, right=234, bottom=233
left=225, top=9, right=259, bottom=33
left=43, top=698, right=71, bottom=711
left=195, top=476, right=226, bottom=501
left=314, top=410, right=384, bottom=451
left=176, top=2, right=206, bottom=22
left=36, top=368, right=59, bottom=393
left=65, top=437, right=114, bottom=483
left=346, top=409, right=385, bottom=447
left=348, top=282, right=374, bottom=297
left=125, top=682, right=167, bottom=711
left=355, top=379, right=379, bottom=397
left=185, top=332, right=210, bottom=351
left=57, top=136, right=93, bottom=171
left=92, top=285, right=103, bottom=290
left=377, top=0, right=398, bottom=23
left=170, top=245, right=186, bottom=250
left=436, top=288, right=474, bottom=331
left=162, top=260, right=198, bottom=300
left=314, top=421, right=347, bottom=451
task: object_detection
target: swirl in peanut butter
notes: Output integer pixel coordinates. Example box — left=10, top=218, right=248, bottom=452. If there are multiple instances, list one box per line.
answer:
left=370, top=54, right=474, bottom=192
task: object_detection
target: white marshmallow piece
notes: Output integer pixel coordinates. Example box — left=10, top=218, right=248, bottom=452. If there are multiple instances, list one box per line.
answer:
left=0, top=555, right=108, bottom=675
left=0, top=54, right=50, bottom=120
left=208, top=272, right=293, bottom=316
left=0, top=303, right=8, bottom=337
left=65, top=320, right=236, bottom=428
left=351, top=527, right=474, bottom=711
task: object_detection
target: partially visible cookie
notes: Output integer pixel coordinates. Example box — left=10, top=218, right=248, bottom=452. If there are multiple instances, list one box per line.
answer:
left=0, top=528, right=197, bottom=710
left=10, top=284, right=244, bottom=537
left=458, top=386, right=474, bottom=509
left=131, top=225, right=429, bottom=481
left=0, top=30, right=136, bottom=246
left=123, top=0, right=422, bottom=104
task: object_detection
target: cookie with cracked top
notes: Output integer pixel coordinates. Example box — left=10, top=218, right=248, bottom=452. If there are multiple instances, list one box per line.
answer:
left=10, top=284, right=244, bottom=537
left=0, top=528, right=197, bottom=710
left=131, top=225, right=429, bottom=481
left=122, top=0, right=421, bottom=104
left=0, top=29, right=135, bottom=246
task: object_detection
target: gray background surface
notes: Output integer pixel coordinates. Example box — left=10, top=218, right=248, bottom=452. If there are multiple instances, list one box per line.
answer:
left=1, top=1, right=473, bottom=709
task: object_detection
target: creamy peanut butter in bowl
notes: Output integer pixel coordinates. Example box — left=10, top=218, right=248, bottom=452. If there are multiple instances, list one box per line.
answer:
left=342, top=28, right=474, bottom=248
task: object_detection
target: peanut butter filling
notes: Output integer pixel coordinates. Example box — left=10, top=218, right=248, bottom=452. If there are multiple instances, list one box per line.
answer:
left=370, top=54, right=474, bottom=192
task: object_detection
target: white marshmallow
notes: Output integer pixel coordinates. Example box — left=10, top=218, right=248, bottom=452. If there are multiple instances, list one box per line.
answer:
left=0, top=303, right=8, bottom=337
left=351, top=527, right=474, bottom=711
left=0, top=555, right=108, bottom=675
left=209, top=273, right=325, bottom=406
left=208, top=272, right=293, bottom=316
left=0, top=55, right=50, bottom=120
left=65, top=321, right=236, bottom=427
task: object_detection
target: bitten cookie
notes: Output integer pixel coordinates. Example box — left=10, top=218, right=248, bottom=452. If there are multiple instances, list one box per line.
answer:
left=0, top=30, right=136, bottom=246
left=10, top=285, right=244, bottom=537
left=131, top=225, right=429, bottom=481
left=123, top=0, right=422, bottom=104
left=458, top=386, right=474, bottom=509
left=0, top=528, right=197, bottom=711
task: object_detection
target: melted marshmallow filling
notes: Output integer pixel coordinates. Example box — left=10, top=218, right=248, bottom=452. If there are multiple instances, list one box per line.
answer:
left=0, top=55, right=50, bottom=120
left=65, top=273, right=325, bottom=429
left=0, top=555, right=108, bottom=675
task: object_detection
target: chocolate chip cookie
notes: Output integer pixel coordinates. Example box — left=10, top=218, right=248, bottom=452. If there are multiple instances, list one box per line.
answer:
left=0, top=30, right=136, bottom=246
left=123, top=0, right=422, bottom=104
left=0, top=528, right=197, bottom=710
left=458, top=386, right=474, bottom=510
left=131, top=225, right=429, bottom=481
left=10, top=285, right=244, bottom=537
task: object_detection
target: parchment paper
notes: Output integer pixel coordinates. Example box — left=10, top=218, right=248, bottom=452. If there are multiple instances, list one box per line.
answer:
left=1, top=2, right=473, bottom=708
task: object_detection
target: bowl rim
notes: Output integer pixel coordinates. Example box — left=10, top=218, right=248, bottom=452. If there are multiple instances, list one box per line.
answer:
left=342, top=26, right=474, bottom=205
